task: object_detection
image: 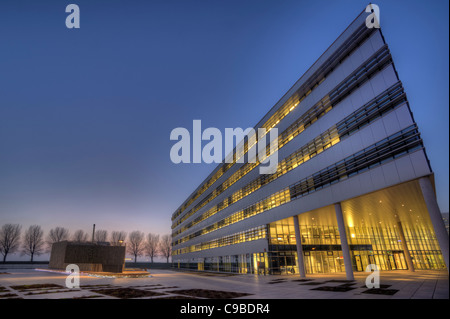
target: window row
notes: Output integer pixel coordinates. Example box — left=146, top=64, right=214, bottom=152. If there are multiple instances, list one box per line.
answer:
left=172, top=80, right=405, bottom=240
left=290, top=124, right=422, bottom=199
left=173, top=125, right=423, bottom=247
left=172, top=24, right=377, bottom=222
left=173, top=225, right=267, bottom=256
left=172, top=45, right=393, bottom=230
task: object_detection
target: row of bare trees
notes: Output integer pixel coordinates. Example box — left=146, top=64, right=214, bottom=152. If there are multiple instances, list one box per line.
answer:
left=127, top=232, right=172, bottom=263
left=0, top=224, right=172, bottom=263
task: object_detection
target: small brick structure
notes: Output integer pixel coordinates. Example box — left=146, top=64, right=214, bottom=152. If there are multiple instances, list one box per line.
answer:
left=49, top=241, right=126, bottom=273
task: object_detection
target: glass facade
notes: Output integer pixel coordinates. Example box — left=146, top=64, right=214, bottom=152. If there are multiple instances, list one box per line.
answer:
left=174, top=217, right=444, bottom=275
left=266, top=214, right=445, bottom=275
left=174, top=177, right=446, bottom=276
left=177, top=253, right=268, bottom=275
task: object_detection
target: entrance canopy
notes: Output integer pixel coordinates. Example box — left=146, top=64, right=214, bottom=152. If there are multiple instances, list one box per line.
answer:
left=295, top=179, right=434, bottom=230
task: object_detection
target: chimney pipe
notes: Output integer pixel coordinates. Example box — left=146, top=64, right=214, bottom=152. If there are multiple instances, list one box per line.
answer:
left=92, top=224, right=96, bottom=243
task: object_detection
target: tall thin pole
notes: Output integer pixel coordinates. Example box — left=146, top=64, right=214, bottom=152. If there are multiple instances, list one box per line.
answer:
left=92, top=224, right=96, bottom=243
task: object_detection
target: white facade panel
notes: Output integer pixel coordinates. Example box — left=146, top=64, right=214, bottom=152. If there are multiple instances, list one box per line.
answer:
left=359, top=36, right=378, bottom=61
left=370, top=69, right=390, bottom=96
left=381, top=64, right=399, bottom=86
left=369, top=30, right=386, bottom=52
left=381, top=161, right=401, bottom=186
left=410, top=151, right=432, bottom=177
left=395, top=155, right=417, bottom=182
left=395, top=104, right=414, bottom=128
left=370, top=117, right=388, bottom=142
left=369, top=165, right=387, bottom=190
left=382, top=108, right=402, bottom=136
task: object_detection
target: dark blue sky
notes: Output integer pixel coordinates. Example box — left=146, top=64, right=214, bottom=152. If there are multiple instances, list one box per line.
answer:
left=0, top=0, right=448, bottom=247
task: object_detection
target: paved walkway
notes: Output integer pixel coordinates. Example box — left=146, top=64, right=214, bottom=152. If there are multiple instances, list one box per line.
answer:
left=0, top=268, right=447, bottom=299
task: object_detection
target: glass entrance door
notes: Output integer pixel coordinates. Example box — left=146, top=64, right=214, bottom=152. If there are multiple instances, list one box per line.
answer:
left=387, top=254, right=396, bottom=270
left=253, top=253, right=268, bottom=275
left=393, top=252, right=407, bottom=270
left=354, top=255, right=363, bottom=272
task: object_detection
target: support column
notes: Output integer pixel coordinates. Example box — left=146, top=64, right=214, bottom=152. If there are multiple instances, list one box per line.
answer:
left=334, top=202, right=354, bottom=280
left=293, top=215, right=306, bottom=278
left=394, top=213, right=415, bottom=272
left=418, top=177, right=449, bottom=273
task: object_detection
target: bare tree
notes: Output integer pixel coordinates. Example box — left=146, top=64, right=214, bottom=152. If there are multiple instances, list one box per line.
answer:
left=0, top=224, right=22, bottom=262
left=145, top=233, right=160, bottom=263
left=46, top=227, right=70, bottom=250
left=72, top=230, right=88, bottom=242
left=94, top=229, right=108, bottom=242
left=22, top=225, right=45, bottom=262
left=110, top=231, right=127, bottom=246
left=127, top=231, right=145, bottom=263
left=160, top=234, right=172, bottom=263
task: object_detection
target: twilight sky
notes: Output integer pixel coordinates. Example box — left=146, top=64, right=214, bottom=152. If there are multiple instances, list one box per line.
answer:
left=0, top=0, right=448, bottom=260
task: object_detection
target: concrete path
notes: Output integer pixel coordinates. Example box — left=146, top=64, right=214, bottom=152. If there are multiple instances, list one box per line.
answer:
left=0, top=268, right=447, bottom=299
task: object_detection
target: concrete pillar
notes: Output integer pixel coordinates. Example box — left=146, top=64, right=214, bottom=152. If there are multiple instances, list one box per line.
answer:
left=418, top=177, right=449, bottom=273
left=293, top=215, right=306, bottom=278
left=394, top=213, right=415, bottom=272
left=334, top=202, right=354, bottom=280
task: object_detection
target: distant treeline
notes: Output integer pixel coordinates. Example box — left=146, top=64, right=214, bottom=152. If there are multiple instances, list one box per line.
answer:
left=0, top=224, right=172, bottom=263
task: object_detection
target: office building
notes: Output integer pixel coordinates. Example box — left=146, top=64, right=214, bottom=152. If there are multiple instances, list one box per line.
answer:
left=171, top=8, right=449, bottom=278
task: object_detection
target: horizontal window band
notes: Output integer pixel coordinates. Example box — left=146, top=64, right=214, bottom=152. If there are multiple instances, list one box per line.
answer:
left=268, top=244, right=374, bottom=252
left=289, top=125, right=421, bottom=199
left=172, top=45, right=394, bottom=230
left=172, top=81, right=406, bottom=243
left=173, top=225, right=268, bottom=256
left=171, top=25, right=378, bottom=222
left=173, top=125, right=422, bottom=251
